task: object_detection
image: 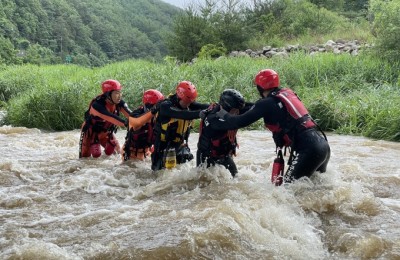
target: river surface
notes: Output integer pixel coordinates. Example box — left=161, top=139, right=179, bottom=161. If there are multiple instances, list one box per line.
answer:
left=1, top=125, right=399, bottom=259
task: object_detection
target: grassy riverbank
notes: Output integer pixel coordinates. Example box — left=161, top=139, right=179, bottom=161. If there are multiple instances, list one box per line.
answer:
left=1, top=52, right=399, bottom=141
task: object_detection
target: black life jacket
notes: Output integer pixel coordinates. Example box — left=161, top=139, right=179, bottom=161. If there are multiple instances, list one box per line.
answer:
left=199, top=104, right=238, bottom=158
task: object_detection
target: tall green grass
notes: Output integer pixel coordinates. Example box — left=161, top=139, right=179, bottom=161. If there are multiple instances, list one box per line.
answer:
left=1, top=53, right=399, bottom=141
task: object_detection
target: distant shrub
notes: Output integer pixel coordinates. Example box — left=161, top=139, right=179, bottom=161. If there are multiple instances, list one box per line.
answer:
left=197, top=44, right=227, bottom=60
left=369, top=0, right=400, bottom=64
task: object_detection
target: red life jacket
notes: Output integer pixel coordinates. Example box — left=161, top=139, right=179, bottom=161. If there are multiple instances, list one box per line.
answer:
left=84, top=95, right=121, bottom=132
left=209, top=130, right=238, bottom=158
left=265, top=88, right=315, bottom=147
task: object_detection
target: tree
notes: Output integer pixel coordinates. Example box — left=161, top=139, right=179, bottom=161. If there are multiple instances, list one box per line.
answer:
left=206, top=0, right=250, bottom=51
left=369, top=0, right=400, bottom=64
left=166, top=7, right=214, bottom=61
left=0, top=0, right=180, bottom=65
left=23, top=43, right=55, bottom=64
left=0, top=36, right=17, bottom=64
left=167, top=0, right=251, bottom=61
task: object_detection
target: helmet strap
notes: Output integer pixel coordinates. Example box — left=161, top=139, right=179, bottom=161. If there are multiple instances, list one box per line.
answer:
left=105, top=91, right=118, bottom=105
left=257, top=85, right=265, bottom=98
left=144, top=103, right=152, bottom=111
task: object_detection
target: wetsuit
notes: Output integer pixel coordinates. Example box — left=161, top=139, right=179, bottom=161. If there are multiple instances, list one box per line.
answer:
left=79, top=95, right=132, bottom=158
left=151, top=94, right=208, bottom=171
left=197, top=103, right=253, bottom=177
left=205, top=88, right=330, bottom=182
left=122, top=105, right=154, bottom=161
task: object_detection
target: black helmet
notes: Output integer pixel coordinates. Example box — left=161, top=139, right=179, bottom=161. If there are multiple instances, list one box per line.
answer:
left=219, top=89, right=245, bottom=111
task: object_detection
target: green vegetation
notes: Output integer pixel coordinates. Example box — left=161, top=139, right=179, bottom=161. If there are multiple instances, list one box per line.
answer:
left=1, top=52, right=399, bottom=141
left=369, top=0, right=400, bottom=64
left=0, top=0, right=396, bottom=65
left=1, top=0, right=400, bottom=142
left=0, top=0, right=372, bottom=65
left=167, top=0, right=370, bottom=61
left=0, top=0, right=180, bottom=66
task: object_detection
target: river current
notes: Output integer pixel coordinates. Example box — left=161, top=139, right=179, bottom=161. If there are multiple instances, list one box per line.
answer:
left=0, top=124, right=399, bottom=259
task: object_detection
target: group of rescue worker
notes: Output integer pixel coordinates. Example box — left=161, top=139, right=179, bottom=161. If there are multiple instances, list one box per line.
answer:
left=79, top=69, right=330, bottom=184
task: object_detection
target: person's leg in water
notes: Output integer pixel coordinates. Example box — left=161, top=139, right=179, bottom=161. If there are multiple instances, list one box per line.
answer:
left=196, top=149, right=237, bottom=177
left=284, top=131, right=330, bottom=183
left=151, top=141, right=167, bottom=171
left=216, top=156, right=238, bottom=177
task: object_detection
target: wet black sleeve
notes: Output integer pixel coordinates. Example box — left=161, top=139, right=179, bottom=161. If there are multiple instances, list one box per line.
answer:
left=130, top=107, right=145, bottom=118
left=240, top=101, right=255, bottom=113
left=206, top=98, right=269, bottom=130
left=119, top=100, right=133, bottom=117
left=159, top=100, right=201, bottom=120
left=91, top=99, right=127, bottom=126
left=189, top=101, right=210, bottom=110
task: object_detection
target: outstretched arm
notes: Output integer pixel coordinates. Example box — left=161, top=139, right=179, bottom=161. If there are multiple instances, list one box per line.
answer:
left=189, top=101, right=210, bottom=110
left=159, top=101, right=201, bottom=120
left=91, top=101, right=127, bottom=127
left=119, top=100, right=133, bottom=118
left=206, top=99, right=266, bottom=130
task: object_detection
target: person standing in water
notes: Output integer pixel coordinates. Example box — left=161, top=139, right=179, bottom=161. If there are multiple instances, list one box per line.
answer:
left=79, top=79, right=132, bottom=158
left=203, top=69, right=330, bottom=183
left=151, top=81, right=209, bottom=171
left=122, top=89, right=164, bottom=161
left=197, top=89, right=252, bottom=177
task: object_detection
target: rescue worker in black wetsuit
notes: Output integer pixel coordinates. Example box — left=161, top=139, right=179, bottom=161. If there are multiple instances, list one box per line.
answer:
left=79, top=79, right=132, bottom=158
left=197, top=89, right=251, bottom=177
left=151, top=81, right=209, bottom=171
left=122, top=89, right=164, bottom=161
left=203, top=69, right=330, bottom=183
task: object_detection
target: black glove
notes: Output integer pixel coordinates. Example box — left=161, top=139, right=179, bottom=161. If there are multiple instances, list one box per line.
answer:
left=124, top=119, right=128, bottom=128
left=151, top=101, right=161, bottom=115
left=199, top=109, right=208, bottom=120
left=199, top=104, right=217, bottom=119
left=176, top=145, right=193, bottom=163
left=272, top=132, right=285, bottom=148
left=215, top=108, right=228, bottom=119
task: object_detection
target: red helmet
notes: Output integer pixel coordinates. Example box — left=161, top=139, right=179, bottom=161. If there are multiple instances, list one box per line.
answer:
left=142, top=89, right=164, bottom=105
left=101, top=79, right=122, bottom=93
left=254, top=69, right=280, bottom=90
left=176, top=81, right=198, bottom=103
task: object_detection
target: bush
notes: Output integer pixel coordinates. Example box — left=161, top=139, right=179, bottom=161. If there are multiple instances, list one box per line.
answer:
left=283, top=1, right=346, bottom=37
left=197, top=44, right=227, bottom=60
left=5, top=83, right=88, bottom=130
left=369, top=0, right=400, bottom=64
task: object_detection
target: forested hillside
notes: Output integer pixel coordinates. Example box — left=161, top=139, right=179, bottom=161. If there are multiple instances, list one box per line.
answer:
left=1, top=0, right=399, bottom=67
left=0, top=0, right=181, bottom=66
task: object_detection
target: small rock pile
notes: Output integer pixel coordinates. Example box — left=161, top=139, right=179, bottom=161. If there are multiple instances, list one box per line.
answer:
left=229, top=39, right=372, bottom=58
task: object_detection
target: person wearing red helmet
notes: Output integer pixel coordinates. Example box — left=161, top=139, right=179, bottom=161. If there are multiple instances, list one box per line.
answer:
left=79, top=79, right=133, bottom=158
left=151, top=81, right=209, bottom=171
left=203, top=69, right=330, bottom=184
left=122, top=89, right=164, bottom=161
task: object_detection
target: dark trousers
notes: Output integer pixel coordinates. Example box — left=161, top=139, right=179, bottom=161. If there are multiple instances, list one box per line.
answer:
left=196, top=150, right=238, bottom=177
left=284, top=129, right=331, bottom=183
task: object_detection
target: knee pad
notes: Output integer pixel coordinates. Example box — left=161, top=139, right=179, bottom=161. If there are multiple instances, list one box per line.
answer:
left=90, top=143, right=101, bottom=158
left=104, top=140, right=116, bottom=155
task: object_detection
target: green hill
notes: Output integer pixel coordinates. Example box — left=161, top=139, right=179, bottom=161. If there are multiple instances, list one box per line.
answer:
left=0, top=0, right=181, bottom=66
